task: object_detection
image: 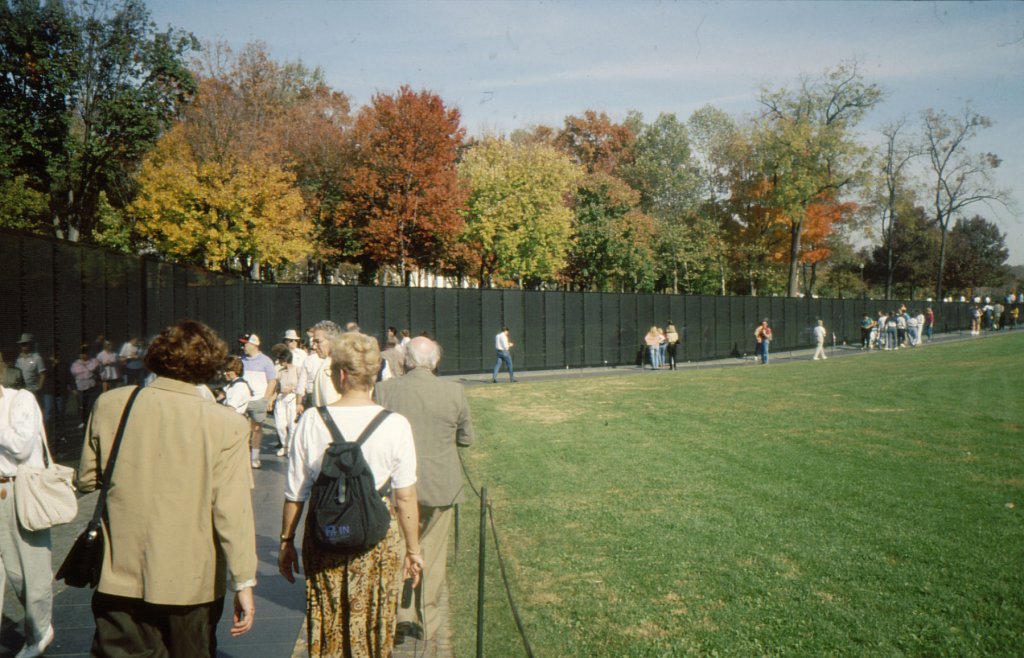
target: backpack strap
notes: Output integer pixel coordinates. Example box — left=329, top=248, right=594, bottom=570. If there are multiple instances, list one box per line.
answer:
left=316, top=407, right=392, bottom=446
left=316, top=407, right=393, bottom=495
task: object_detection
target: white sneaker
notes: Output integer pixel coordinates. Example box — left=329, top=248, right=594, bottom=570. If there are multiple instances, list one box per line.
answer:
left=251, top=458, right=262, bottom=469
left=276, top=447, right=287, bottom=457
left=16, top=625, right=54, bottom=658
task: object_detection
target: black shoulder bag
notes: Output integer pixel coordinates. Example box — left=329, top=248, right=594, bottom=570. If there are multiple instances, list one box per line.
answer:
left=56, top=386, right=142, bottom=588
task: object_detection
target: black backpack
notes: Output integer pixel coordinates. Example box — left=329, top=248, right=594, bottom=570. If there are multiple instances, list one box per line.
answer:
left=307, top=407, right=393, bottom=554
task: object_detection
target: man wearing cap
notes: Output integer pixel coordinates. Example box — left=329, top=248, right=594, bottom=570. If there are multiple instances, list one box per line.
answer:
left=282, top=330, right=307, bottom=375
left=240, top=334, right=277, bottom=469
left=15, top=335, right=48, bottom=424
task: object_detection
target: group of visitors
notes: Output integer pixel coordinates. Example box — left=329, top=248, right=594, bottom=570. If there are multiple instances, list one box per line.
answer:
left=642, top=322, right=681, bottom=370
left=1, top=317, right=472, bottom=657
left=970, top=300, right=1019, bottom=334
left=859, top=307, right=935, bottom=351
left=1, top=334, right=148, bottom=436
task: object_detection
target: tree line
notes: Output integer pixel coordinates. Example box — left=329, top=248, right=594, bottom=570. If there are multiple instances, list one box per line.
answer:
left=1, top=0, right=1015, bottom=300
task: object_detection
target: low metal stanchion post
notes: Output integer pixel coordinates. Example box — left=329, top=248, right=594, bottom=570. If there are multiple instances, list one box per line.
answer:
left=477, top=487, right=487, bottom=658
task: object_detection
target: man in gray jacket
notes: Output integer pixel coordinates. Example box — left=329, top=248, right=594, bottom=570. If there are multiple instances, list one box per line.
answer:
left=375, top=337, right=474, bottom=643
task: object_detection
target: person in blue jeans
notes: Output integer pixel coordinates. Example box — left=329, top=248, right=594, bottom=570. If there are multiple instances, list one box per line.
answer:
left=754, top=320, right=772, bottom=364
left=492, top=327, right=515, bottom=383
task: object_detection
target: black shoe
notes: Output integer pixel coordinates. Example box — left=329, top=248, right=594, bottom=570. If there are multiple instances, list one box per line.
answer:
left=396, top=621, right=423, bottom=642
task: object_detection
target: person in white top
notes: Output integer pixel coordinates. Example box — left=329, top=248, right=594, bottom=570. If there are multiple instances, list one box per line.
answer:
left=0, top=359, right=55, bottom=658
left=220, top=357, right=253, bottom=416
left=491, top=327, right=516, bottom=383
left=282, top=330, right=307, bottom=373
left=307, top=320, right=342, bottom=410
left=812, top=320, right=828, bottom=360
left=278, top=331, right=422, bottom=657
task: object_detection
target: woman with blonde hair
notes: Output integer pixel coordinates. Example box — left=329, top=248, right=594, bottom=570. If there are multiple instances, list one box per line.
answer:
left=279, top=332, right=422, bottom=657
left=644, top=326, right=662, bottom=369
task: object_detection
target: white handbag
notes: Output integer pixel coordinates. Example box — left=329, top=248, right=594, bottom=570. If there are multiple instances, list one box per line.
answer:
left=13, top=400, right=78, bottom=531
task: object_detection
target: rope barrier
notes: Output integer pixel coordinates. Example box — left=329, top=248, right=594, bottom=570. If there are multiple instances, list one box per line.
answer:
left=458, top=447, right=536, bottom=657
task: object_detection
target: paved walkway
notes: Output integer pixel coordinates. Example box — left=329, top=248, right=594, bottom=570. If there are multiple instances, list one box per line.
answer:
left=0, top=327, right=1005, bottom=656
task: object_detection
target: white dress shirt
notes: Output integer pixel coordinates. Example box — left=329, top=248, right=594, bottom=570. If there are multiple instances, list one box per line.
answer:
left=0, top=386, right=47, bottom=476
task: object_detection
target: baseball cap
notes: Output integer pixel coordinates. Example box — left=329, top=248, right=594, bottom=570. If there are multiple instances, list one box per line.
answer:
left=239, top=333, right=261, bottom=347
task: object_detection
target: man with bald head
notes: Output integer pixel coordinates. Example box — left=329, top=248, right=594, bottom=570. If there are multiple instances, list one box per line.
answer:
left=374, top=337, right=474, bottom=644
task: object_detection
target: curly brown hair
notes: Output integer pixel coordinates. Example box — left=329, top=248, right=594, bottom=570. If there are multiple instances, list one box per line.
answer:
left=144, top=320, right=228, bottom=384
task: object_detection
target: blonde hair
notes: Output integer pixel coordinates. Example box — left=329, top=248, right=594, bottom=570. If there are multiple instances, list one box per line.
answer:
left=329, top=332, right=381, bottom=393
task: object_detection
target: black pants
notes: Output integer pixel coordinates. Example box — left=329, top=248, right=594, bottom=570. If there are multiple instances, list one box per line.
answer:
left=91, top=591, right=225, bottom=658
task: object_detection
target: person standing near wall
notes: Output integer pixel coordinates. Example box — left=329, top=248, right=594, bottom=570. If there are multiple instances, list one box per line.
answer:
left=812, top=320, right=828, bottom=361
left=665, top=321, right=680, bottom=370
left=492, top=327, right=515, bottom=383
left=754, top=320, right=772, bottom=365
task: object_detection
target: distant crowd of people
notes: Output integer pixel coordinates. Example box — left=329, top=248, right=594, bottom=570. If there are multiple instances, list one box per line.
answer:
left=858, top=307, right=935, bottom=351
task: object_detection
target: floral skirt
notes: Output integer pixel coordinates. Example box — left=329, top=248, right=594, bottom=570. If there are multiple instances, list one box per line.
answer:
left=302, top=501, right=402, bottom=658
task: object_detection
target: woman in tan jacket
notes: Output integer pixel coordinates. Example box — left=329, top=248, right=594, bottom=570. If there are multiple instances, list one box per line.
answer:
left=77, top=321, right=258, bottom=657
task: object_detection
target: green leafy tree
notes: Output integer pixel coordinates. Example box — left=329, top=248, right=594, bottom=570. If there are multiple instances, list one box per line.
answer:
left=757, top=61, right=882, bottom=296
left=59, top=0, right=198, bottom=241
left=0, top=174, right=49, bottom=232
left=0, top=0, right=79, bottom=213
left=943, top=215, right=1009, bottom=296
left=459, top=138, right=580, bottom=288
left=865, top=204, right=938, bottom=299
left=564, top=173, right=657, bottom=292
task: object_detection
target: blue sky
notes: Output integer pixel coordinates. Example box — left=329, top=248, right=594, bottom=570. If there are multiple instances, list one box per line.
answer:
left=147, top=0, right=1024, bottom=263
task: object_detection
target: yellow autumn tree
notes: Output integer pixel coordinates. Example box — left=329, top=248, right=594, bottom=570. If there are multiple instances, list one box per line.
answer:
left=130, top=125, right=311, bottom=275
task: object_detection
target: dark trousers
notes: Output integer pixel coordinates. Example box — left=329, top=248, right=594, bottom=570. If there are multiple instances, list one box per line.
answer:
left=91, top=591, right=225, bottom=658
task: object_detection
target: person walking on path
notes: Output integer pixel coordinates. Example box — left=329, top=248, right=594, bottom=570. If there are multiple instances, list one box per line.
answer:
left=0, top=358, right=55, bottom=658
left=279, top=331, right=422, bottom=658
left=375, top=337, right=475, bottom=646
left=240, top=334, right=277, bottom=469
left=492, top=327, right=515, bottom=383
left=77, top=320, right=257, bottom=658
left=812, top=320, right=828, bottom=361
left=754, top=320, right=772, bottom=365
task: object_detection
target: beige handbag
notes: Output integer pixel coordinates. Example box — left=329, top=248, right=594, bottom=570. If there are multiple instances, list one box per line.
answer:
left=14, top=401, right=78, bottom=531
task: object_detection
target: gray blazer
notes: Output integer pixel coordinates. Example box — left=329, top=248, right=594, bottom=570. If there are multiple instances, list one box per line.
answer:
left=375, top=368, right=474, bottom=507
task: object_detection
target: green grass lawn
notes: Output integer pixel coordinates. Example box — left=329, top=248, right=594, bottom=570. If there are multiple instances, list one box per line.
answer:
left=448, top=332, right=1024, bottom=657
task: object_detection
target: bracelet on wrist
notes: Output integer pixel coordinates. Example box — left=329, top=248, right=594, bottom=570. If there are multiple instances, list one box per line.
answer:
left=280, top=535, right=294, bottom=542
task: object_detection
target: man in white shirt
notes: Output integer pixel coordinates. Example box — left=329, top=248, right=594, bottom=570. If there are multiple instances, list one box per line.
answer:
left=491, top=327, right=515, bottom=384
left=304, top=320, right=342, bottom=410
left=812, top=320, right=827, bottom=360
left=282, top=329, right=307, bottom=373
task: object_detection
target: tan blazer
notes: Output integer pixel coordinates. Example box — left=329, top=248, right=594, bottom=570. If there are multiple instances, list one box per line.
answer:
left=375, top=368, right=474, bottom=507
left=76, top=378, right=257, bottom=606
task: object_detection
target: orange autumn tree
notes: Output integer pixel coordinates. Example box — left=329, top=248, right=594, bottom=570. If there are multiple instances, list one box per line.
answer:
left=798, top=196, right=857, bottom=295
left=338, top=85, right=468, bottom=284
